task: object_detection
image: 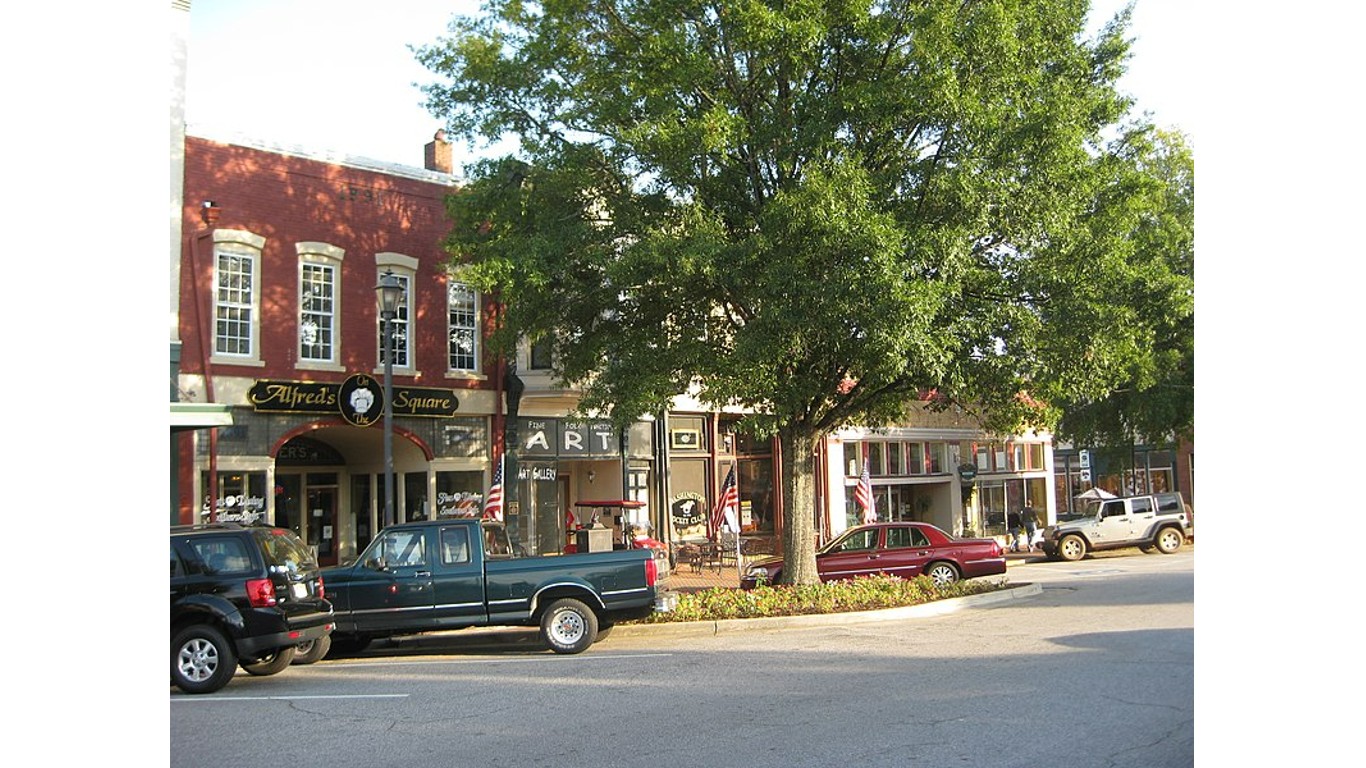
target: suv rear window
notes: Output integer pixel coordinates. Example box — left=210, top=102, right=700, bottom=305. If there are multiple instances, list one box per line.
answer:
left=257, top=530, right=317, bottom=574
left=189, top=536, right=255, bottom=574
left=1156, top=494, right=1184, bottom=514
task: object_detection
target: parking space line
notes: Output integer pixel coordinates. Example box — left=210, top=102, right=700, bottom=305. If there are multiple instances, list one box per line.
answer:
left=173, top=694, right=410, bottom=702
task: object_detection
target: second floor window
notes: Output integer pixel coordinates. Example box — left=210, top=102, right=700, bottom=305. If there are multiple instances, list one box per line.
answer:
left=530, top=337, right=553, bottom=370
left=448, top=281, right=478, bottom=371
left=378, top=273, right=411, bottom=368
left=215, top=251, right=254, bottom=356
left=299, top=263, right=336, bottom=362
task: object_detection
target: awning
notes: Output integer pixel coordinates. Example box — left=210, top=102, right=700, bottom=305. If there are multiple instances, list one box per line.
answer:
left=170, top=402, right=234, bottom=431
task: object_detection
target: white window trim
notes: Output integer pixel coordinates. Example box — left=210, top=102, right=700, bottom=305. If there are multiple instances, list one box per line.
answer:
left=375, top=253, right=418, bottom=375
left=209, top=229, right=265, bottom=367
left=445, top=270, right=485, bottom=380
left=296, top=242, right=345, bottom=371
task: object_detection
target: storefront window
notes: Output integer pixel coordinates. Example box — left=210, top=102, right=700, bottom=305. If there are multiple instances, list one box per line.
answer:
left=351, top=474, right=373, bottom=551
left=737, top=458, right=774, bottom=534
left=404, top=472, right=428, bottom=522
left=436, top=471, right=484, bottom=517
left=201, top=471, right=268, bottom=525
left=926, top=443, right=945, bottom=473
left=906, top=443, right=924, bottom=475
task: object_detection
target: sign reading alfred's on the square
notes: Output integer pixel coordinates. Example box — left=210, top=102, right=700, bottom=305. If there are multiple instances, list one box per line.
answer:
left=249, top=376, right=460, bottom=427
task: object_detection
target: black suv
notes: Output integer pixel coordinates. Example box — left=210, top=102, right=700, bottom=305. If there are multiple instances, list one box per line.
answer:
left=170, top=523, right=334, bottom=694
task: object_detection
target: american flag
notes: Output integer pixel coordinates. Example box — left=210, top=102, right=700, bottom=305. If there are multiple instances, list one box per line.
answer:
left=482, top=455, right=504, bottom=522
left=708, top=466, right=738, bottom=540
left=855, top=457, right=878, bottom=523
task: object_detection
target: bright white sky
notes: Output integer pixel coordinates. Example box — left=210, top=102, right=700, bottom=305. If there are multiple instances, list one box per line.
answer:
left=186, top=0, right=1198, bottom=171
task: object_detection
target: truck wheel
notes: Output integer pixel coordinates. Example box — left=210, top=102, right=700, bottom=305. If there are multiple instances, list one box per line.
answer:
left=924, top=562, right=960, bottom=587
left=326, top=634, right=373, bottom=657
left=1154, top=527, right=1184, bottom=554
left=292, top=634, right=332, bottom=665
left=541, top=598, right=598, bottom=654
left=1057, top=534, right=1087, bottom=562
left=172, top=624, right=237, bottom=694
left=241, top=645, right=296, bottom=676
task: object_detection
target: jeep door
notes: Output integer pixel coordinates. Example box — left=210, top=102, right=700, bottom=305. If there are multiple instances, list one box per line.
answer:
left=1092, top=500, right=1133, bottom=545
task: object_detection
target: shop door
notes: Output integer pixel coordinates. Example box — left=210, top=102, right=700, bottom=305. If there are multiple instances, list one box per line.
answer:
left=307, top=485, right=339, bottom=566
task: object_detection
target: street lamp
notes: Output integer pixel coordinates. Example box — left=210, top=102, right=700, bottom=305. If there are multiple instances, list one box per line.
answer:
left=376, top=269, right=403, bottom=529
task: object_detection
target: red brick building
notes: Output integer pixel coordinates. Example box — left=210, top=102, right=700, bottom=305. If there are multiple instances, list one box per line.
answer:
left=175, top=131, right=510, bottom=565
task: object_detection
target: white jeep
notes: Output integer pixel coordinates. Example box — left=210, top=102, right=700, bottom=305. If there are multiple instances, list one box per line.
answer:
left=1042, top=492, right=1190, bottom=562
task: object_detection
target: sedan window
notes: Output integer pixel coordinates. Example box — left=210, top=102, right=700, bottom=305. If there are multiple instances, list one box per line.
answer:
left=835, top=529, right=879, bottom=552
left=885, top=526, right=930, bottom=549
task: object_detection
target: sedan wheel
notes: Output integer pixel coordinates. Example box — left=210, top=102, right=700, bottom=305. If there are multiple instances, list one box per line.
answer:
left=925, top=562, right=960, bottom=587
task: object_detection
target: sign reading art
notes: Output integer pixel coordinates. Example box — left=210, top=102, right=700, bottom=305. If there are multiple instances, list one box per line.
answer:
left=249, top=376, right=460, bottom=427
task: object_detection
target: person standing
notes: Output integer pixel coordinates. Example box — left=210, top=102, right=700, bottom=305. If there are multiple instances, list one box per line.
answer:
left=1023, top=507, right=1041, bottom=552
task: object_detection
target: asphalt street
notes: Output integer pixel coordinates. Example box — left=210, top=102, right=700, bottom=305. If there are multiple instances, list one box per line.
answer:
left=171, top=549, right=1194, bottom=768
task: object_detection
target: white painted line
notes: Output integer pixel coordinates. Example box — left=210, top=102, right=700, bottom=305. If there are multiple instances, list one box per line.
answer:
left=173, top=694, right=410, bottom=702
left=334, top=652, right=672, bottom=669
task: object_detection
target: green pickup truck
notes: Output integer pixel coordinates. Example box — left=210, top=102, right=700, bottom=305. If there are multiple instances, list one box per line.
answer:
left=322, top=518, right=669, bottom=655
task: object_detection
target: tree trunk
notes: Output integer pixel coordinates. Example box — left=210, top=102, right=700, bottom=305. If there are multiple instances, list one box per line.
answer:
left=778, top=427, right=820, bottom=585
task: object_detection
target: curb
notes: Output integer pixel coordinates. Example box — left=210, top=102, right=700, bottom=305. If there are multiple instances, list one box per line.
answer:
left=610, top=581, right=1043, bottom=640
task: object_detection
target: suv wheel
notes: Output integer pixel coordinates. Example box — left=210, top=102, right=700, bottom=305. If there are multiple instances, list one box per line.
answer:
left=241, top=645, right=296, bottom=676
left=292, top=634, right=332, bottom=665
left=1154, top=527, right=1184, bottom=554
left=1057, top=534, right=1087, bottom=562
left=172, top=624, right=237, bottom=694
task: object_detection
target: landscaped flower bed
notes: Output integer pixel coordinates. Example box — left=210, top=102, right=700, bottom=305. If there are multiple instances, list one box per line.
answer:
left=628, top=574, right=1011, bottom=624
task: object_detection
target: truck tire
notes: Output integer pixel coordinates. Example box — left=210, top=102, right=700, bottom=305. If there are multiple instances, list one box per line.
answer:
left=241, top=645, right=296, bottom=676
left=326, top=633, right=373, bottom=657
left=172, top=624, right=237, bottom=694
left=924, top=561, right=960, bottom=586
left=541, top=598, right=598, bottom=654
left=1154, top=526, right=1184, bottom=554
left=292, top=634, right=332, bottom=665
left=1057, top=534, right=1087, bottom=562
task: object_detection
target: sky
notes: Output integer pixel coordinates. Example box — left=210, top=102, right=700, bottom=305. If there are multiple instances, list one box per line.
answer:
left=186, top=0, right=1200, bottom=172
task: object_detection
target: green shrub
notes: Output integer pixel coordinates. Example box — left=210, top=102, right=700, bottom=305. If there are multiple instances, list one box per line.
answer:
left=629, top=574, right=1009, bottom=624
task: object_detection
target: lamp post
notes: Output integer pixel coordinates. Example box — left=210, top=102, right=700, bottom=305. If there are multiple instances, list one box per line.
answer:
left=376, top=270, right=403, bottom=529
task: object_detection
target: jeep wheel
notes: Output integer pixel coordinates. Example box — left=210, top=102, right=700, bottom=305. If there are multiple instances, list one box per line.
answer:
left=172, top=624, right=237, bottom=694
left=925, top=562, right=960, bottom=587
left=241, top=645, right=296, bottom=676
left=292, top=634, right=332, bottom=665
left=541, top=598, right=598, bottom=654
left=1057, top=534, right=1087, bottom=562
left=1154, top=527, right=1184, bottom=554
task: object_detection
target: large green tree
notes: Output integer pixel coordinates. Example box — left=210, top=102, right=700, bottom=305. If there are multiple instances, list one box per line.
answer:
left=416, top=0, right=1190, bottom=584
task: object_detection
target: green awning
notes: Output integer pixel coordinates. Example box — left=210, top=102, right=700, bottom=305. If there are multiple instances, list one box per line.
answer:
left=170, top=402, right=234, bottom=431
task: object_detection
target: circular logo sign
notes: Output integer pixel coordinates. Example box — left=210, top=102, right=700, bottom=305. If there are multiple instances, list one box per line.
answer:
left=339, top=373, right=383, bottom=427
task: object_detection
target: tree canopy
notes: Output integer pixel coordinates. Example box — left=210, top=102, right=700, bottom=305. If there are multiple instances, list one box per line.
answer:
left=416, top=0, right=1193, bottom=583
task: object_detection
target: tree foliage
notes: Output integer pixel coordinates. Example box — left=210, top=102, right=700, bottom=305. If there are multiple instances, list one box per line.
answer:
left=416, top=0, right=1192, bottom=583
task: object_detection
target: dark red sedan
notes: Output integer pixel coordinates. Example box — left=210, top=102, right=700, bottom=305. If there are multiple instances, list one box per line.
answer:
left=739, top=522, right=1006, bottom=589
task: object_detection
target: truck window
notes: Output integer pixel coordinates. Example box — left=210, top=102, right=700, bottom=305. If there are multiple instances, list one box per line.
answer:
left=440, top=527, right=471, bottom=565
left=377, top=530, right=427, bottom=568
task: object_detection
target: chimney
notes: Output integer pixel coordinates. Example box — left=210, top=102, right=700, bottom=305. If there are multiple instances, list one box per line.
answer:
left=424, top=129, right=452, bottom=174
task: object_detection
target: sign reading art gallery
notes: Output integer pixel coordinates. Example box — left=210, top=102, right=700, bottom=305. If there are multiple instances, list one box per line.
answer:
left=249, top=376, right=460, bottom=427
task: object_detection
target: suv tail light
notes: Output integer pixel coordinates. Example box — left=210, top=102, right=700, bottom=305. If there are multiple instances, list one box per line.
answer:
left=645, top=555, right=658, bottom=586
left=316, top=576, right=325, bottom=599
left=246, top=578, right=278, bottom=607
